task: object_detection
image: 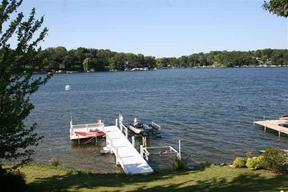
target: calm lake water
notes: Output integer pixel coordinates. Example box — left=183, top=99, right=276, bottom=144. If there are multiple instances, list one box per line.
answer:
left=29, top=68, right=288, bottom=173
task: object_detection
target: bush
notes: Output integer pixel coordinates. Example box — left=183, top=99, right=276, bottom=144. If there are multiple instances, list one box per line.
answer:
left=232, top=157, right=246, bottom=168
left=246, top=157, right=258, bottom=170
left=233, top=154, right=266, bottom=170
left=0, top=166, right=27, bottom=192
left=262, top=148, right=288, bottom=174
left=246, top=156, right=266, bottom=170
left=255, top=155, right=265, bottom=169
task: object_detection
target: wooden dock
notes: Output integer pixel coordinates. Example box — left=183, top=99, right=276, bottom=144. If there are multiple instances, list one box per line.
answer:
left=104, top=125, right=153, bottom=175
left=254, top=119, right=288, bottom=137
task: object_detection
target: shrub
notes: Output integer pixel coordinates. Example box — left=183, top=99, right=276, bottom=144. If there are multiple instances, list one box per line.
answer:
left=262, top=148, right=288, bottom=174
left=246, top=156, right=266, bottom=170
left=246, top=157, right=258, bottom=170
left=255, top=155, right=265, bottom=169
left=232, top=157, right=246, bottom=168
left=0, top=166, right=27, bottom=192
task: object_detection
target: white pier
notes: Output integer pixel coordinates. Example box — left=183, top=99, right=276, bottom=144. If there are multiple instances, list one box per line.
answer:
left=104, top=121, right=153, bottom=175
left=254, top=119, right=288, bottom=137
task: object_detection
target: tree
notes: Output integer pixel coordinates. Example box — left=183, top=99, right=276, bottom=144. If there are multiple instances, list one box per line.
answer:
left=263, top=0, right=288, bottom=17
left=0, top=0, right=49, bottom=169
left=82, top=57, right=93, bottom=71
left=54, top=46, right=67, bottom=69
left=63, top=54, right=74, bottom=70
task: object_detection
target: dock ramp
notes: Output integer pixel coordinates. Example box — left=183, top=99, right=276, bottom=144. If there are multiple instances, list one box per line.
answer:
left=104, top=125, right=153, bottom=175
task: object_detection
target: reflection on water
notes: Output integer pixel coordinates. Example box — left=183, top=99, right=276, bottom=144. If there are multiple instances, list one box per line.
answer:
left=29, top=68, right=288, bottom=173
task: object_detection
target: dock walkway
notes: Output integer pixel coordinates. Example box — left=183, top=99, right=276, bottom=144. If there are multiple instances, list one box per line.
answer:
left=254, top=119, right=288, bottom=136
left=104, top=125, right=153, bottom=175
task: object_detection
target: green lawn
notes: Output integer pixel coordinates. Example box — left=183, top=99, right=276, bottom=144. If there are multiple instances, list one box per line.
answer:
left=21, top=164, right=288, bottom=192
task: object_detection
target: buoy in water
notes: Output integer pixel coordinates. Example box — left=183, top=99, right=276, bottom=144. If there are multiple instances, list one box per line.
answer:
left=65, top=85, right=71, bottom=91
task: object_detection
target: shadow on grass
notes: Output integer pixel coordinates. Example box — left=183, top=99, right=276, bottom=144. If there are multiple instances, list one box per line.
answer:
left=27, top=166, right=288, bottom=192
left=27, top=168, right=191, bottom=192
left=137, top=174, right=288, bottom=192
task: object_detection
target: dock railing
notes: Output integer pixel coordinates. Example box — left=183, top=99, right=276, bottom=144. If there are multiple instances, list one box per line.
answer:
left=117, top=116, right=128, bottom=138
left=253, top=116, right=267, bottom=124
left=141, top=140, right=182, bottom=161
left=140, top=145, right=150, bottom=160
left=70, top=121, right=105, bottom=132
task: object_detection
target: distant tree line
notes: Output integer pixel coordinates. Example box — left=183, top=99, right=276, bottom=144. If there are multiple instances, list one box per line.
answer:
left=35, top=47, right=288, bottom=72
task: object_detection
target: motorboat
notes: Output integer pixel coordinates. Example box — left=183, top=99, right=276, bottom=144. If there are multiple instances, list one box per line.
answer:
left=128, top=123, right=144, bottom=134
left=128, top=117, right=161, bottom=135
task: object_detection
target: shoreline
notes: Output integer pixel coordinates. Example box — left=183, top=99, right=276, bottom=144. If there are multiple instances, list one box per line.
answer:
left=33, top=65, right=288, bottom=75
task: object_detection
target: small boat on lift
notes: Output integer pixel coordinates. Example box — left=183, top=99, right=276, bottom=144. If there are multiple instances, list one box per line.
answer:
left=74, top=130, right=105, bottom=139
left=128, top=117, right=161, bottom=136
left=128, top=118, right=144, bottom=134
left=70, top=119, right=105, bottom=140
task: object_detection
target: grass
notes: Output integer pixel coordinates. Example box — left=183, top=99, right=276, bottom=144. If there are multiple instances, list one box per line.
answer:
left=20, top=164, right=288, bottom=192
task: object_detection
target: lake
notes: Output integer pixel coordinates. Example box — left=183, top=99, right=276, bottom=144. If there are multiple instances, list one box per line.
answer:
left=29, top=68, right=288, bottom=173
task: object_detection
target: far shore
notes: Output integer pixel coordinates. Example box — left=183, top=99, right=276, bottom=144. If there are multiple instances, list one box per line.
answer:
left=32, top=65, right=288, bottom=75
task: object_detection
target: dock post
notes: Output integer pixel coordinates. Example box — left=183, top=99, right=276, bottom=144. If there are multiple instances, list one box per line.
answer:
left=125, top=127, right=128, bottom=137
left=142, top=136, right=147, bottom=147
left=115, top=147, right=119, bottom=165
left=264, top=126, right=266, bottom=133
left=120, top=122, right=123, bottom=132
left=178, top=140, right=182, bottom=160
left=115, top=118, right=118, bottom=128
left=132, top=136, right=135, bottom=147
left=279, top=131, right=281, bottom=139
left=140, top=145, right=143, bottom=157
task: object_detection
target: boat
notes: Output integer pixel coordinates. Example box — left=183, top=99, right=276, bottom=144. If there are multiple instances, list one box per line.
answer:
left=127, top=117, right=144, bottom=134
left=279, top=115, right=288, bottom=120
left=70, top=119, right=105, bottom=140
left=129, top=123, right=144, bottom=134
left=128, top=117, right=161, bottom=135
left=74, top=130, right=105, bottom=139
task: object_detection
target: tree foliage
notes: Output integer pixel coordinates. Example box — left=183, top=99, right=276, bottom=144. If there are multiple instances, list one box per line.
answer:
left=34, top=48, right=288, bottom=72
left=263, top=0, right=288, bottom=17
left=0, top=0, right=49, bottom=168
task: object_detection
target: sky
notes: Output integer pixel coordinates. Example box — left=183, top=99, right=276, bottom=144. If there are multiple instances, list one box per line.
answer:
left=19, top=0, right=287, bottom=57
